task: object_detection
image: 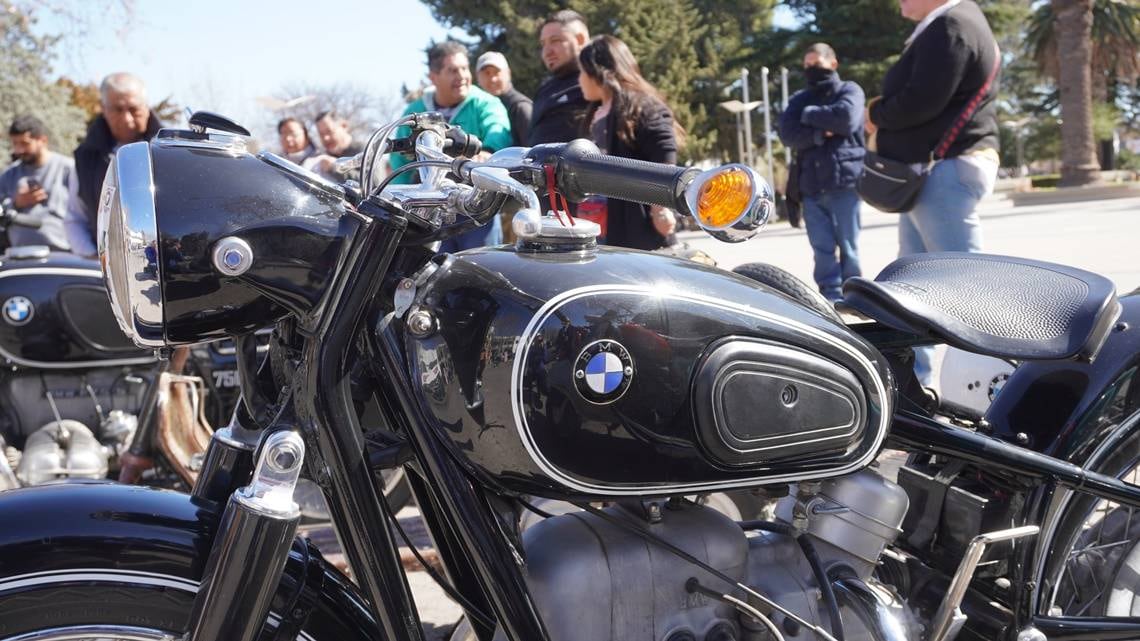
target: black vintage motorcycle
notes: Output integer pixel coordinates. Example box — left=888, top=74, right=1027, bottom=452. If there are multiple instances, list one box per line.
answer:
left=0, top=111, right=1136, bottom=641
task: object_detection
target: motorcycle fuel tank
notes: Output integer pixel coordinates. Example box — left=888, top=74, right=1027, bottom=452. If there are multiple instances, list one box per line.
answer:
left=0, top=251, right=152, bottom=368
left=404, top=245, right=893, bottom=499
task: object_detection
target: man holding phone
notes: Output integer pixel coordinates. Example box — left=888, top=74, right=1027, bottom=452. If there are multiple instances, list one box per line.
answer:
left=0, top=115, right=74, bottom=251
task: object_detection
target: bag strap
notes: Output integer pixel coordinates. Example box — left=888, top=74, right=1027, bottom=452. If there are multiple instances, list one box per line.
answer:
left=932, top=42, right=1001, bottom=161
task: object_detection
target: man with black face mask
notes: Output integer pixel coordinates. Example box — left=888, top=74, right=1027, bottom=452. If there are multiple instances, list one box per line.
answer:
left=777, top=43, right=866, bottom=303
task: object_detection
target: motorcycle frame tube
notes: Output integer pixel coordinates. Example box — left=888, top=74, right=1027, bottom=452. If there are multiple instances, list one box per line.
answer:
left=888, top=411, right=1140, bottom=508
left=1018, top=408, right=1140, bottom=634
left=400, top=449, right=498, bottom=640
left=290, top=201, right=427, bottom=641
left=372, top=322, right=550, bottom=641
left=1028, top=616, right=1140, bottom=640
left=891, top=409, right=1140, bottom=640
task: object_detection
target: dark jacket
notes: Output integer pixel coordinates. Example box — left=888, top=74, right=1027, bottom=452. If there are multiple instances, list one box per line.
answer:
left=527, top=70, right=588, bottom=145
left=499, top=87, right=533, bottom=147
left=869, top=0, right=1000, bottom=163
left=591, top=99, right=679, bottom=251
left=74, top=113, right=163, bottom=238
left=778, top=73, right=866, bottom=196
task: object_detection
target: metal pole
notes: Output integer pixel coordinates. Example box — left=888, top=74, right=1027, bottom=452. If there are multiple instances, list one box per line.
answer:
left=761, top=67, right=774, bottom=189
left=741, top=68, right=753, bottom=167
left=735, top=112, right=745, bottom=165
left=780, top=67, right=791, bottom=169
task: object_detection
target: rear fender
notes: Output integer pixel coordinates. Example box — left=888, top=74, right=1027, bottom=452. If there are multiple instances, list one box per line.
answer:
left=0, top=482, right=384, bottom=641
left=984, top=289, right=1140, bottom=461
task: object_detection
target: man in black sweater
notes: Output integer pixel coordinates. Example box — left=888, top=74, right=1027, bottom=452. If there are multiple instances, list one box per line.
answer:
left=527, top=10, right=591, bottom=146
left=866, top=0, right=1000, bottom=387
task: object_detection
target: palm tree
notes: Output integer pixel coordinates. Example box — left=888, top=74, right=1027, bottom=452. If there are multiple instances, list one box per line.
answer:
left=1028, top=0, right=1140, bottom=184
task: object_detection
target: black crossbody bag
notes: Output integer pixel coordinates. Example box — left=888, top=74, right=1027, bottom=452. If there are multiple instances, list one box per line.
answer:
left=857, top=44, right=1000, bottom=213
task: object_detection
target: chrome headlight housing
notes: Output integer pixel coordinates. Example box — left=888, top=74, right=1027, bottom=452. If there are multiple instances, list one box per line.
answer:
left=98, top=141, right=166, bottom=348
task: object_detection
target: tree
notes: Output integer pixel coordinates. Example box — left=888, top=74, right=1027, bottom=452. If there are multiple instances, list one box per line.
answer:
left=1026, top=0, right=1139, bottom=171
left=1050, top=0, right=1102, bottom=186
left=419, top=0, right=777, bottom=162
left=261, top=83, right=404, bottom=146
left=0, top=3, right=87, bottom=158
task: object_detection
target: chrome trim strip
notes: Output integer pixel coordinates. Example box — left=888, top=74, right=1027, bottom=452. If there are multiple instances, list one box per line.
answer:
left=0, top=267, right=156, bottom=369
left=509, top=284, right=891, bottom=496
left=0, top=569, right=316, bottom=641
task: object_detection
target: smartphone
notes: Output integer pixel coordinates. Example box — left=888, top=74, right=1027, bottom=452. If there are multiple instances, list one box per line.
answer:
left=25, top=178, right=41, bottom=191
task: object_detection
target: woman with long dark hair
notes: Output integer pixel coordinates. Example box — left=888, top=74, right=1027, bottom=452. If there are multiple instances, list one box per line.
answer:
left=578, top=35, right=685, bottom=250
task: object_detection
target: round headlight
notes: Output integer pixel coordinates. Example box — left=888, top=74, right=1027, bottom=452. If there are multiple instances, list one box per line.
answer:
left=98, top=141, right=165, bottom=348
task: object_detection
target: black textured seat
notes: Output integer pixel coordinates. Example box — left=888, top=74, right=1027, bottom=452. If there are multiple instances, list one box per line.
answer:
left=842, top=253, right=1120, bottom=361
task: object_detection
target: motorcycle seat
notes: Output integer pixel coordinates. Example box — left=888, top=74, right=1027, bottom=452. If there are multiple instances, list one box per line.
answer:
left=842, top=252, right=1120, bottom=361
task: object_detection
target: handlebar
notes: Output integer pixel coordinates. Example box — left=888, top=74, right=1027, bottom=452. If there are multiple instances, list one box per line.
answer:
left=346, top=118, right=768, bottom=244
left=530, top=139, right=699, bottom=216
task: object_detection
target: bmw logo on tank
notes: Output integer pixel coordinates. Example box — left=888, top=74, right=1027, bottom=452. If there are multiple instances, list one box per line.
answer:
left=573, top=339, right=634, bottom=404
left=2, top=296, right=33, bottom=326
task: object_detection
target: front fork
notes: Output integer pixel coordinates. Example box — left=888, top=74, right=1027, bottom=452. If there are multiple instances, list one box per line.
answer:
left=185, top=429, right=305, bottom=641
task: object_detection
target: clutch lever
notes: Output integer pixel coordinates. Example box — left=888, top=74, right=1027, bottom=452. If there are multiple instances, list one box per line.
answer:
left=462, top=166, right=542, bottom=238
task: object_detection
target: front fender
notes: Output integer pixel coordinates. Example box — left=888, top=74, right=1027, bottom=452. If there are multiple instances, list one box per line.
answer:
left=0, top=482, right=383, bottom=641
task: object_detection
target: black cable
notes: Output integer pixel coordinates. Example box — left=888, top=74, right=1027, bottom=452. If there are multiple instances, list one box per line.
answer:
left=517, top=498, right=554, bottom=519
left=372, top=160, right=456, bottom=198
left=381, top=493, right=497, bottom=631
left=738, top=520, right=845, bottom=641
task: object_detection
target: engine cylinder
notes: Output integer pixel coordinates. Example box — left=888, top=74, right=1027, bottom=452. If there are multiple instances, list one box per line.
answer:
left=516, top=501, right=746, bottom=641
left=777, top=469, right=909, bottom=577
left=16, top=420, right=108, bottom=486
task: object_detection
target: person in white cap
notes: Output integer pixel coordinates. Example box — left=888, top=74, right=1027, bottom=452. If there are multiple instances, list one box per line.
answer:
left=475, top=51, right=532, bottom=146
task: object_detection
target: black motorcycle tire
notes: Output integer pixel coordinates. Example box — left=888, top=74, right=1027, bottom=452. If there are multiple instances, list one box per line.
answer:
left=731, top=262, right=842, bottom=324
left=1048, top=408, right=1140, bottom=617
left=0, top=571, right=331, bottom=641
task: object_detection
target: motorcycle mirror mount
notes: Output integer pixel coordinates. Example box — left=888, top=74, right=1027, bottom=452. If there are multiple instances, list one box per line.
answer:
left=683, top=164, right=773, bottom=243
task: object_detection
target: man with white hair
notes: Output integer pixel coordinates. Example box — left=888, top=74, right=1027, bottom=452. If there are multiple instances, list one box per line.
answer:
left=66, top=72, right=163, bottom=257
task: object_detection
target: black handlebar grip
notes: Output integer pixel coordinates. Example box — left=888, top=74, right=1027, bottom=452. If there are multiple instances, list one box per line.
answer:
left=534, top=140, right=699, bottom=216
left=444, top=128, right=482, bottom=158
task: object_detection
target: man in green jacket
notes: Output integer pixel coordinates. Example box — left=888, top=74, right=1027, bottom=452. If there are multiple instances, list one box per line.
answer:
left=391, top=40, right=513, bottom=252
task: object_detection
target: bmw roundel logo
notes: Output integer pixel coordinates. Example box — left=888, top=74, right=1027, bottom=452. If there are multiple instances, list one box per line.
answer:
left=2, top=296, right=33, bottom=326
left=573, top=339, right=634, bottom=404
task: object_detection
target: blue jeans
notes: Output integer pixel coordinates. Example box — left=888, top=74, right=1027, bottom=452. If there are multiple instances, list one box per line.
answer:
left=439, top=215, right=503, bottom=253
left=899, top=157, right=993, bottom=386
left=802, top=187, right=862, bottom=301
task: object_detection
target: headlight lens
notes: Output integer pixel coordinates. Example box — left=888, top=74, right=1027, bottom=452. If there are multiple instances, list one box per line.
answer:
left=98, top=141, right=165, bottom=348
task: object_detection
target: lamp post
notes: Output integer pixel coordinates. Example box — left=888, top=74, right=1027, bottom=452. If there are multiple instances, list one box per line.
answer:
left=718, top=99, right=762, bottom=166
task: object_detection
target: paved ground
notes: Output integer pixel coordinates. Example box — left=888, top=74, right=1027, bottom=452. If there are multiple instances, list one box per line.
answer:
left=680, top=194, right=1140, bottom=294
left=359, top=193, right=1140, bottom=639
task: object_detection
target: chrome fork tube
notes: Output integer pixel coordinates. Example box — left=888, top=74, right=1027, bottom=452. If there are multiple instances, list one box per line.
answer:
left=184, top=430, right=305, bottom=641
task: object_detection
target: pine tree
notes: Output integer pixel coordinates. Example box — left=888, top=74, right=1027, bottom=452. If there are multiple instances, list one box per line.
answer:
left=0, top=4, right=87, bottom=159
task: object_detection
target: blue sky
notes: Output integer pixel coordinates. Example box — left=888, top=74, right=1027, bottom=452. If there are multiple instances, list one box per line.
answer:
left=37, top=2, right=798, bottom=137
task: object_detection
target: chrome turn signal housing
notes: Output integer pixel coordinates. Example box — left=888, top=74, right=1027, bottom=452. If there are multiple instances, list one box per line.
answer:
left=683, top=164, right=773, bottom=243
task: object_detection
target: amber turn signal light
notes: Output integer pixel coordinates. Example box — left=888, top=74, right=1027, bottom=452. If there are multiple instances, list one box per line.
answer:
left=683, top=164, right=772, bottom=243
left=695, top=167, right=754, bottom=230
